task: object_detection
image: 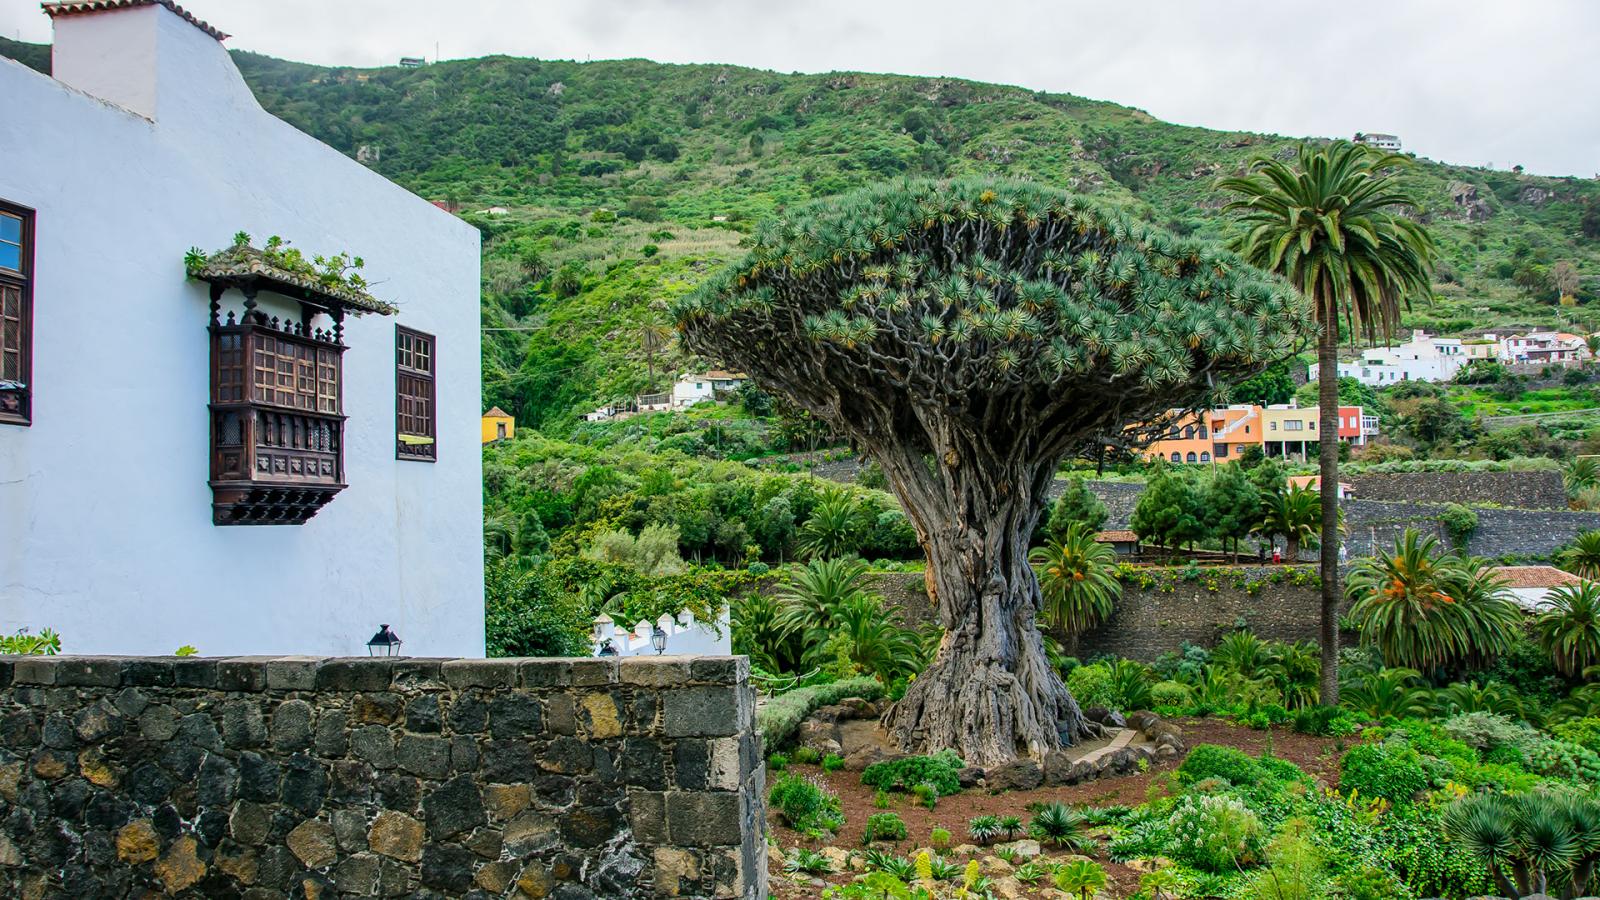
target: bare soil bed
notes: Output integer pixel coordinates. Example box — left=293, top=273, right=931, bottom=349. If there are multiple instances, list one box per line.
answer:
left=767, top=717, right=1352, bottom=899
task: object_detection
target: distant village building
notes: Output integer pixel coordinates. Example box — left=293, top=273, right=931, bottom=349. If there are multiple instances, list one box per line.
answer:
left=1286, top=475, right=1355, bottom=499
left=1140, top=402, right=1376, bottom=464
left=671, top=371, right=748, bottom=408
left=1092, top=530, right=1142, bottom=556
left=0, top=1, right=483, bottom=656
left=398, top=56, right=426, bottom=68
left=482, top=406, right=515, bottom=442
left=1500, top=331, right=1590, bottom=366
left=1354, top=132, right=1402, bottom=151
left=1311, top=329, right=1468, bottom=385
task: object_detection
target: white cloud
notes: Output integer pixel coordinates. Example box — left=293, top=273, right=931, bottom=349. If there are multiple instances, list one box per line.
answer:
left=6, top=0, right=1596, bottom=176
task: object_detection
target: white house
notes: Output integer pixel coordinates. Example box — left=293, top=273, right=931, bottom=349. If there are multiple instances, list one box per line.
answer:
left=671, top=370, right=748, bottom=408
left=1311, top=329, right=1468, bottom=385
left=1491, top=566, right=1587, bottom=612
left=1499, top=331, right=1590, bottom=366
left=0, top=1, right=483, bottom=657
left=1354, top=132, right=1402, bottom=151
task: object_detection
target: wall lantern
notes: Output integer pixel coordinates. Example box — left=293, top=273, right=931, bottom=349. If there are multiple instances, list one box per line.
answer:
left=651, top=624, right=668, bottom=655
left=367, top=624, right=403, bottom=656
left=596, top=639, right=618, bottom=657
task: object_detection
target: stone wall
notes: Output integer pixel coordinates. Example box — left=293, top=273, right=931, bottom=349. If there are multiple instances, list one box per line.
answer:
left=0, top=655, right=765, bottom=899
left=1074, top=566, right=1328, bottom=662
left=1343, top=470, right=1568, bottom=509
left=1341, top=500, right=1600, bottom=560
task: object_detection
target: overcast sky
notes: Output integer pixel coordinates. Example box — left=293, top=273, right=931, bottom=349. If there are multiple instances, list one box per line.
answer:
left=7, top=1, right=1597, bottom=177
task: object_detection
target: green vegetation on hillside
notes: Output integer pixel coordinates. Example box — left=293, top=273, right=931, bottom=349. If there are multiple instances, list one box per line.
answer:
left=7, top=36, right=1593, bottom=429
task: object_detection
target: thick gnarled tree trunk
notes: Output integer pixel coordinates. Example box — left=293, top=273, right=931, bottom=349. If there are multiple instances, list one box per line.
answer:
left=874, top=436, right=1088, bottom=767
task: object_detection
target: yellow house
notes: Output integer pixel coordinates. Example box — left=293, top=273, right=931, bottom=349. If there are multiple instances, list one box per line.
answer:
left=481, top=407, right=514, bottom=443
left=1260, top=403, right=1318, bottom=460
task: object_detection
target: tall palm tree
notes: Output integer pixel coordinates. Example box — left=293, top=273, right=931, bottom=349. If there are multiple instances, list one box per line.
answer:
left=1223, top=142, right=1437, bottom=705
left=777, top=556, right=871, bottom=642
left=1029, top=522, right=1121, bottom=649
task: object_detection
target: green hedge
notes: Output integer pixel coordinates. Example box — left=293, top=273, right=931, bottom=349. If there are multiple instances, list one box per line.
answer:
left=757, top=676, right=885, bottom=749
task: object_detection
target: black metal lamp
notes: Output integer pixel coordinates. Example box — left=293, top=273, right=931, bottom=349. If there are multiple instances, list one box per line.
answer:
left=366, top=624, right=403, bottom=656
left=597, top=638, right=618, bottom=657
left=650, top=624, right=668, bottom=655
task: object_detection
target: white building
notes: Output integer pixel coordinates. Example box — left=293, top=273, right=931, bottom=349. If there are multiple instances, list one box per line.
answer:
left=1491, top=566, right=1587, bottom=612
left=0, top=1, right=484, bottom=657
left=1499, top=331, right=1590, bottom=366
left=1354, top=132, right=1402, bottom=151
left=671, top=370, right=747, bottom=408
left=1311, top=330, right=1467, bottom=385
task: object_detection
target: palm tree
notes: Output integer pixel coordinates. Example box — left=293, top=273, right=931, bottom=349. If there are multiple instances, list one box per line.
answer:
left=1340, top=667, right=1432, bottom=720
left=1255, top=485, right=1321, bottom=560
left=1345, top=530, right=1519, bottom=674
left=1029, top=522, right=1122, bottom=650
left=1536, top=580, right=1600, bottom=678
left=821, top=594, right=922, bottom=680
left=1224, top=142, right=1437, bottom=706
left=796, top=488, right=864, bottom=560
left=1561, top=530, right=1600, bottom=579
left=640, top=308, right=673, bottom=390
left=777, top=556, right=870, bottom=642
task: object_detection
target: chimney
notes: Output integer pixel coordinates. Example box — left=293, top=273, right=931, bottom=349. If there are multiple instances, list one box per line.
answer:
left=45, top=1, right=231, bottom=121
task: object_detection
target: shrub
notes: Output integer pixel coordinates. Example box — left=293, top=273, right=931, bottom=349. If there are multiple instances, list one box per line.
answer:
left=1151, top=680, right=1193, bottom=709
left=1066, top=658, right=1154, bottom=711
left=822, top=753, right=844, bottom=773
left=1439, top=711, right=1528, bottom=750
left=929, top=827, right=951, bottom=851
left=768, top=773, right=844, bottom=835
left=912, top=783, right=939, bottom=809
left=0, top=628, right=61, bottom=655
left=861, top=751, right=964, bottom=797
left=863, top=812, right=908, bottom=844
left=873, top=789, right=891, bottom=809
left=1339, top=741, right=1428, bottom=804
left=767, top=752, right=789, bottom=772
left=1551, top=716, right=1600, bottom=754
left=1177, top=744, right=1263, bottom=786
left=783, top=847, right=832, bottom=875
left=757, top=676, right=885, bottom=747
left=1165, top=794, right=1265, bottom=872
left=1291, top=705, right=1358, bottom=736
left=1439, top=503, right=1479, bottom=547
left=792, top=747, right=821, bottom=766
left=1066, top=663, right=1115, bottom=708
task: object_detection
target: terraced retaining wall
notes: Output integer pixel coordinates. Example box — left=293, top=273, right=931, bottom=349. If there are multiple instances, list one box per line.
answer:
left=0, top=655, right=765, bottom=899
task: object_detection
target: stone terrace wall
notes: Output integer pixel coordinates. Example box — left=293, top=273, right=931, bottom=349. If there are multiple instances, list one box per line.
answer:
left=1074, top=566, right=1326, bottom=662
left=0, top=655, right=765, bottom=899
left=1341, top=500, right=1600, bottom=560
left=1343, top=470, right=1568, bottom=509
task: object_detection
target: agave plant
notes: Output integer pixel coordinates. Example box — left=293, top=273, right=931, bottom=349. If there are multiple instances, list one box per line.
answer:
left=1053, top=859, right=1108, bottom=900
left=861, top=849, right=915, bottom=881
left=1537, top=580, right=1600, bottom=679
left=1012, top=861, right=1049, bottom=886
left=968, top=815, right=1003, bottom=845
left=924, top=855, right=962, bottom=881
left=1028, top=802, right=1091, bottom=851
left=783, top=847, right=833, bottom=876
left=1030, top=522, right=1122, bottom=637
left=1340, top=667, right=1432, bottom=720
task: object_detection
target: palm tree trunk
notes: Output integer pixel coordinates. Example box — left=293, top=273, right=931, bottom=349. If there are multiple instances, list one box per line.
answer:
left=1317, top=310, right=1342, bottom=706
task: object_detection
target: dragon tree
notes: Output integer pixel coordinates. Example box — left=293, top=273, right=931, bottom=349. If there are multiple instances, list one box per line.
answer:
left=674, top=179, right=1311, bottom=764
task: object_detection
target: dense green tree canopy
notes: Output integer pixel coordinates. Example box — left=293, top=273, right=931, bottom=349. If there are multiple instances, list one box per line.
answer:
left=674, top=178, right=1311, bottom=464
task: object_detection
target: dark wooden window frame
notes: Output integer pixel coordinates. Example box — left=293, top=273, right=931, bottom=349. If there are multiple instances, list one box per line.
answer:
left=0, top=199, right=35, bottom=427
left=395, top=324, right=437, bottom=462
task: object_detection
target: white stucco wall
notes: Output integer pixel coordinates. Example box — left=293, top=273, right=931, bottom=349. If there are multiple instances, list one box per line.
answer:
left=0, top=6, right=484, bottom=657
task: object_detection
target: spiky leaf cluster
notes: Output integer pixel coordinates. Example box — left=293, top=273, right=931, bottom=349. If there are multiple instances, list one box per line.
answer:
left=674, top=178, right=1311, bottom=455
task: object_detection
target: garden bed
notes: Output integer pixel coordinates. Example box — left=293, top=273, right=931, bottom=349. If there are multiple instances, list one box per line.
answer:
left=767, top=718, right=1352, bottom=899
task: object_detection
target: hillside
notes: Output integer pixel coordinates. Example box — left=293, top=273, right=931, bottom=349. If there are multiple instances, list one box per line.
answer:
left=6, top=36, right=1599, bottom=429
